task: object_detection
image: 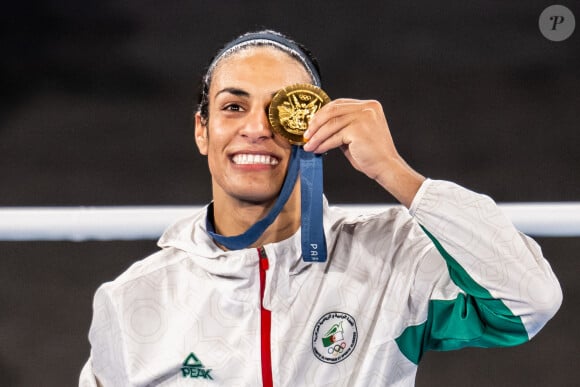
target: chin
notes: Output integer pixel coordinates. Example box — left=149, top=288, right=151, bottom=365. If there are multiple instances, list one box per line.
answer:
left=234, top=191, right=279, bottom=205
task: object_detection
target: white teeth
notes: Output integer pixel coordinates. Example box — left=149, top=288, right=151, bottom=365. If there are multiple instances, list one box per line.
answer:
left=232, top=154, right=279, bottom=165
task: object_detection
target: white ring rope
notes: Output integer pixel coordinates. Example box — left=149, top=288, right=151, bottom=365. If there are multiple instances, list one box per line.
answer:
left=1, top=203, right=579, bottom=241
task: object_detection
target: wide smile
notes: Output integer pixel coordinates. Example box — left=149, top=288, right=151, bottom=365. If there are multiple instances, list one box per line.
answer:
left=231, top=153, right=280, bottom=166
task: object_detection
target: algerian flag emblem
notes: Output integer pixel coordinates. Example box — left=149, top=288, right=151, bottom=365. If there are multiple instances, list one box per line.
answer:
left=322, top=321, right=344, bottom=347
left=312, top=312, right=358, bottom=364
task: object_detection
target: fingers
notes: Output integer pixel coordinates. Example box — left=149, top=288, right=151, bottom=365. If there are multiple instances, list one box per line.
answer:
left=303, top=113, right=354, bottom=153
left=303, top=99, right=385, bottom=154
left=305, top=99, right=363, bottom=137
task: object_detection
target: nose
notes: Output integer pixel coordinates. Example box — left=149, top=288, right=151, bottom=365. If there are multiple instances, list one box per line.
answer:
left=240, top=106, right=274, bottom=142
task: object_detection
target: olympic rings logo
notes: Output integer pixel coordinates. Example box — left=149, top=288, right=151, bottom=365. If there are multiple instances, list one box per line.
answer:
left=327, top=341, right=347, bottom=355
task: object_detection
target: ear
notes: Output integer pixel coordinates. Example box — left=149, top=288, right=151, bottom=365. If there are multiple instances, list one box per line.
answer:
left=194, top=112, right=209, bottom=156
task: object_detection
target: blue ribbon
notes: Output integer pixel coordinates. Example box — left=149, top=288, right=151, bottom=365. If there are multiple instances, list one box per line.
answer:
left=298, top=149, right=327, bottom=262
left=206, top=146, right=327, bottom=262
left=206, top=146, right=300, bottom=249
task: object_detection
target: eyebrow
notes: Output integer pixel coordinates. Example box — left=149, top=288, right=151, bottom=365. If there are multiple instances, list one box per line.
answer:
left=215, top=87, right=250, bottom=98
left=214, top=87, right=280, bottom=99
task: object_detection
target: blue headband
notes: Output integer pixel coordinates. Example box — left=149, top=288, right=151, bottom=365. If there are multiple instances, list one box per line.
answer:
left=206, top=31, right=322, bottom=87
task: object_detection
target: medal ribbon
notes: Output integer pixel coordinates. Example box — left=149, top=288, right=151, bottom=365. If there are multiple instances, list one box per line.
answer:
left=206, top=146, right=327, bottom=262
left=298, top=148, right=327, bottom=262
left=206, top=147, right=300, bottom=250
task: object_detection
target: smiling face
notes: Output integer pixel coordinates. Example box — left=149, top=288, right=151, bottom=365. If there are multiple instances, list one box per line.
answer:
left=195, top=46, right=312, bottom=207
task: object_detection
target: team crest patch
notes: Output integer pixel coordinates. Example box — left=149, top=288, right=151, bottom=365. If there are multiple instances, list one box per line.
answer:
left=312, top=312, right=358, bottom=363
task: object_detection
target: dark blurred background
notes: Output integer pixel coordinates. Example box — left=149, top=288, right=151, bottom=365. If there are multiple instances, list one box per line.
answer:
left=1, top=1, right=578, bottom=385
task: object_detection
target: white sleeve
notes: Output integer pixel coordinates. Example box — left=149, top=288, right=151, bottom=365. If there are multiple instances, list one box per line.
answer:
left=78, top=357, right=99, bottom=387
left=409, top=179, right=562, bottom=339
left=86, top=285, right=129, bottom=386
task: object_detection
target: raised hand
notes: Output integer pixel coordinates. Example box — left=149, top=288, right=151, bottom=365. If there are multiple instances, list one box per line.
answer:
left=303, top=98, right=425, bottom=208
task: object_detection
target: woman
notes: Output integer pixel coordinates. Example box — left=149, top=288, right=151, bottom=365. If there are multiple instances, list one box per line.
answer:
left=80, top=30, right=561, bottom=387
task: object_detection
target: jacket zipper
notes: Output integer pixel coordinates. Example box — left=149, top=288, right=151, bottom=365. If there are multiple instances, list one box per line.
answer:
left=258, top=246, right=273, bottom=387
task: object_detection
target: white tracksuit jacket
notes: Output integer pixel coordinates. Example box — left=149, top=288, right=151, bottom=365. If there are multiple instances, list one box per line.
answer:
left=79, top=179, right=562, bottom=386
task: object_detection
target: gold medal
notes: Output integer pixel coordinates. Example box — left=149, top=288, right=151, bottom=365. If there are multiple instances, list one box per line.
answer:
left=268, top=84, right=331, bottom=145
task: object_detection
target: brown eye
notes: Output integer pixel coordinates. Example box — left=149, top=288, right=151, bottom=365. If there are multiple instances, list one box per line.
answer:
left=224, top=104, right=243, bottom=112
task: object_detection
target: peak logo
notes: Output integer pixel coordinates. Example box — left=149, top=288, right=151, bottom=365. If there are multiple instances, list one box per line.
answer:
left=181, top=352, right=213, bottom=380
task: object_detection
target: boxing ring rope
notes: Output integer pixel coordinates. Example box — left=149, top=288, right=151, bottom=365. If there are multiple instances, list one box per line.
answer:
left=1, top=203, right=579, bottom=241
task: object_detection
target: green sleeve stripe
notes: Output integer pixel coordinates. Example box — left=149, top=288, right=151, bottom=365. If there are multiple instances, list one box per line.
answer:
left=395, top=226, right=529, bottom=365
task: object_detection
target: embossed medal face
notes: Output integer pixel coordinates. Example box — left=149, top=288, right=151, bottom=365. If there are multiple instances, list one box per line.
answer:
left=268, top=84, right=331, bottom=145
